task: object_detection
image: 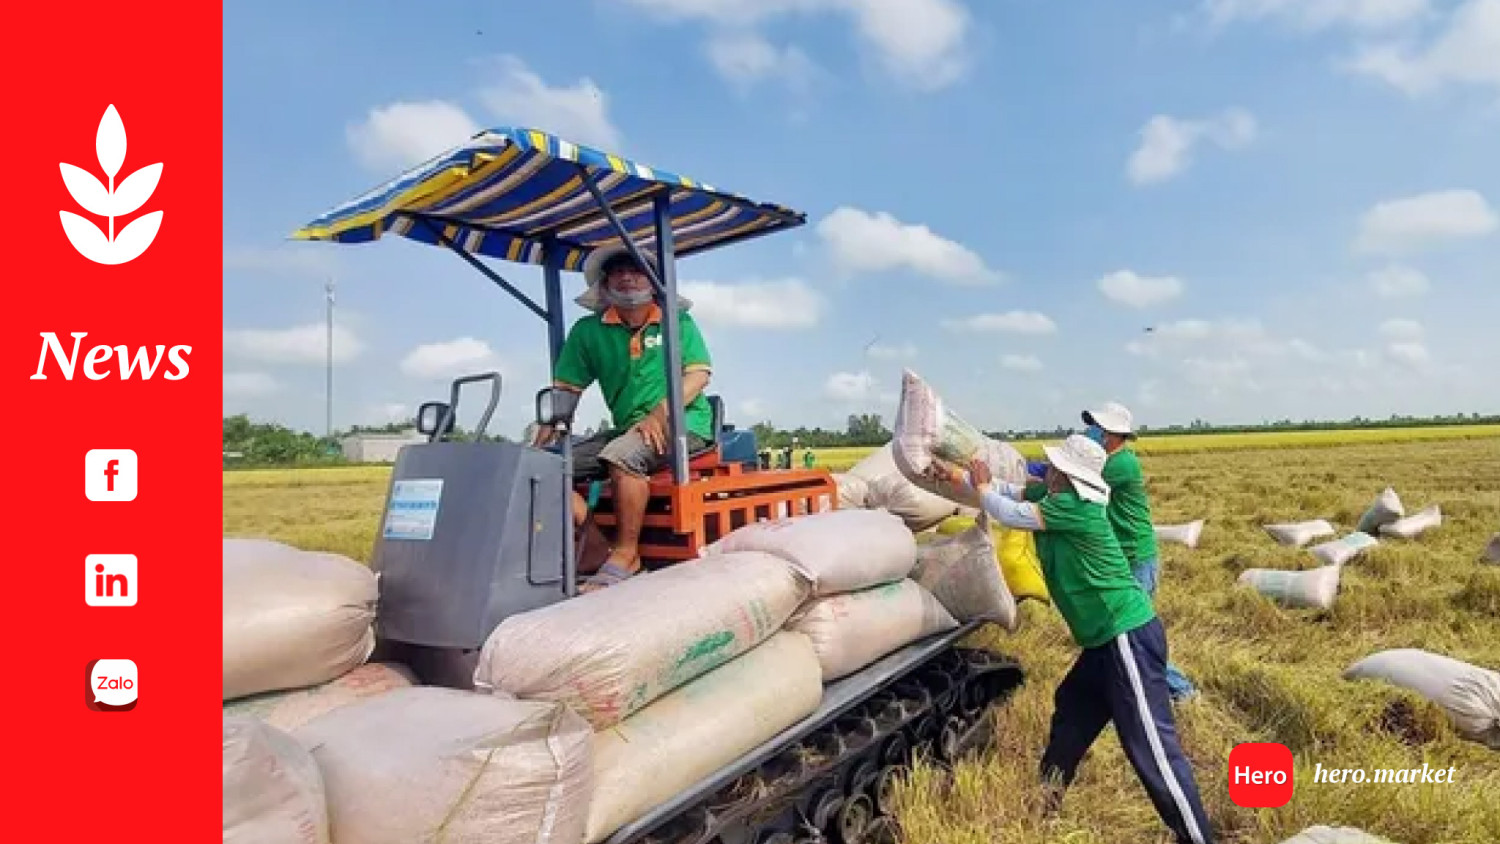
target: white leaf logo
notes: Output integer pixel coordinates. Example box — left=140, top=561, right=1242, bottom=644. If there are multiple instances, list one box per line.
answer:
left=59, top=104, right=163, bottom=265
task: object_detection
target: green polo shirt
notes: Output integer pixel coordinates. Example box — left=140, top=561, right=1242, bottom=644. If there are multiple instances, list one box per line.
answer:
left=553, top=304, right=714, bottom=440
left=1101, top=447, right=1159, bottom=566
left=1034, top=491, right=1156, bottom=649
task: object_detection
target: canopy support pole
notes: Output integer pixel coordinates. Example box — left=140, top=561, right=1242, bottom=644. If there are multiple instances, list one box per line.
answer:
left=418, top=217, right=550, bottom=322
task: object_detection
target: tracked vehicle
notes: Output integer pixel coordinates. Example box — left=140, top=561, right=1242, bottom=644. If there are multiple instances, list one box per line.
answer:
left=292, top=127, right=1025, bottom=844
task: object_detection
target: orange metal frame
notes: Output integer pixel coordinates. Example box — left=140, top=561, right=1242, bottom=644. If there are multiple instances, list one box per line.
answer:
left=580, top=450, right=838, bottom=565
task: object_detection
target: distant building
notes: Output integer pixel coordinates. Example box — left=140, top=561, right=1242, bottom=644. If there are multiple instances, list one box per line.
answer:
left=340, top=430, right=426, bottom=463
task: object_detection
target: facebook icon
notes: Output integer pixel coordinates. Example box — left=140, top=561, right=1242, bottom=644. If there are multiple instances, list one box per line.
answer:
left=85, top=449, right=138, bottom=501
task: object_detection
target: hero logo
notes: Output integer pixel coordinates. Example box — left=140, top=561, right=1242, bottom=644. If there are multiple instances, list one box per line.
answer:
left=30, top=332, right=191, bottom=381
left=59, top=104, right=163, bottom=265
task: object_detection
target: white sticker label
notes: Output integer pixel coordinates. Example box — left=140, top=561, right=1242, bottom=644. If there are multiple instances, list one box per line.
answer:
left=383, top=479, right=444, bottom=540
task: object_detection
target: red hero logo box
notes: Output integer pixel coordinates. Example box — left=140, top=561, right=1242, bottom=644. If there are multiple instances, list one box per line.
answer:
left=1227, top=742, right=1294, bottom=807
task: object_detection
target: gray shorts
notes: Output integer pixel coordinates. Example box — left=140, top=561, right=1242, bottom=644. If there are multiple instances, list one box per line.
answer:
left=571, top=428, right=710, bottom=479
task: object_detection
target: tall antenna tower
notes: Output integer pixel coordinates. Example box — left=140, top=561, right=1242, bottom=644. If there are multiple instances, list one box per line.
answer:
left=325, top=277, right=335, bottom=439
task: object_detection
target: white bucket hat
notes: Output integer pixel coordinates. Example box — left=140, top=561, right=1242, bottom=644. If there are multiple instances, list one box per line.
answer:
left=1042, top=434, right=1111, bottom=505
left=576, top=244, right=692, bottom=312
left=1082, top=401, right=1136, bottom=439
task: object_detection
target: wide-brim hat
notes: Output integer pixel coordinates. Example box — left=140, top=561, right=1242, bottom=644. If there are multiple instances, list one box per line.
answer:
left=1042, top=434, right=1111, bottom=505
left=576, top=244, right=692, bottom=312
left=1082, top=401, right=1136, bottom=439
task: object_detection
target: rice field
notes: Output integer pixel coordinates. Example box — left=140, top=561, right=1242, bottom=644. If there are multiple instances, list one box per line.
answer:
left=224, top=427, right=1500, bottom=844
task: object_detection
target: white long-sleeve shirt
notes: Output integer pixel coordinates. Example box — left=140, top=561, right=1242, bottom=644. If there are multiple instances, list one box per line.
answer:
left=976, top=480, right=1045, bottom=531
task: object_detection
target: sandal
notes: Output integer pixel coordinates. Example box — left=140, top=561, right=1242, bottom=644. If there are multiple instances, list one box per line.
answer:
left=579, top=560, right=640, bottom=594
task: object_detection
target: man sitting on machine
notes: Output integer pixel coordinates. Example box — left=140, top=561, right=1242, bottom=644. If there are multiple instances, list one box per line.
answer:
left=531, top=245, right=715, bottom=592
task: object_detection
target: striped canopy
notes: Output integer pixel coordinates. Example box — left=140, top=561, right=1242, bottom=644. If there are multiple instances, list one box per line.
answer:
left=291, top=126, right=806, bottom=272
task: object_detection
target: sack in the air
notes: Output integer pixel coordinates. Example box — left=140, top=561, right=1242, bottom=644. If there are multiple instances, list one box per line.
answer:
left=1263, top=519, right=1336, bottom=548
left=832, top=472, right=869, bottom=509
left=1237, top=564, right=1342, bottom=610
left=1154, top=520, right=1205, bottom=549
left=1343, top=649, right=1500, bottom=749
left=223, top=538, right=379, bottom=701
left=294, top=686, right=593, bottom=844
left=1485, top=533, right=1500, bottom=564
left=890, top=369, right=1027, bottom=509
left=223, top=715, right=329, bottom=844
left=1308, top=532, right=1378, bottom=567
left=473, top=550, right=809, bottom=728
left=844, top=443, right=961, bottom=530
left=789, top=579, right=958, bottom=682
left=223, top=662, right=415, bottom=732
left=1378, top=504, right=1442, bottom=539
left=585, top=632, right=822, bottom=844
left=1356, top=487, right=1405, bottom=535
left=936, top=515, right=1051, bottom=603
left=701, top=508, right=915, bottom=595
left=1277, top=826, right=1398, bottom=844
left=912, top=514, right=1018, bottom=630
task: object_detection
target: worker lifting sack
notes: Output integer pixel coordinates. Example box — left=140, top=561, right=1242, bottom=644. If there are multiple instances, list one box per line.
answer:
left=890, top=369, right=1028, bottom=511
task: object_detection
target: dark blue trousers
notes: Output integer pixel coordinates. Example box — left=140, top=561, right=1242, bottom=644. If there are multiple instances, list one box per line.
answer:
left=1040, top=617, right=1213, bottom=844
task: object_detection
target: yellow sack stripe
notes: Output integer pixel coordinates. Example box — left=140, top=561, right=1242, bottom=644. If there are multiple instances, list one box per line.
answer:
left=934, top=516, right=1050, bottom=604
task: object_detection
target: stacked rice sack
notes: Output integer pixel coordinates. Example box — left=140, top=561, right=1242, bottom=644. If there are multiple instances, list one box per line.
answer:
left=833, top=441, right=972, bottom=531
left=471, top=548, right=820, bottom=844
left=222, top=537, right=594, bottom=844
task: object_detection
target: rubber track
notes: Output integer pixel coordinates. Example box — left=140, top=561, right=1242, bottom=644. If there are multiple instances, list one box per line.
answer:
left=625, top=646, right=1025, bottom=844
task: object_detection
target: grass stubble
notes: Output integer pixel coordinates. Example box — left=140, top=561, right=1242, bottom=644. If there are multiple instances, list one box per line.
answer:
left=224, top=434, right=1500, bottom=844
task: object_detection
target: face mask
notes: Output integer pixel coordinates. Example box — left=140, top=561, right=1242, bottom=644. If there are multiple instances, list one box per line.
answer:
left=1085, top=425, right=1106, bottom=446
left=605, top=285, right=654, bottom=307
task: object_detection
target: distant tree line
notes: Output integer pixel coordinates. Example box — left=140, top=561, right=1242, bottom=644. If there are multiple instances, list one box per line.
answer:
left=225, top=410, right=1497, bottom=468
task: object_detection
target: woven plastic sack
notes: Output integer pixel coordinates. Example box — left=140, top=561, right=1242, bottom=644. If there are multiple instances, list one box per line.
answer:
left=223, top=662, right=415, bottom=732
left=1154, top=520, right=1205, bottom=549
left=937, top=515, right=1051, bottom=603
left=832, top=472, right=869, bottom=509
left=700, top=508, right=915, bottom=596
left=473, top=550, right=809, bottom=728
left=1485, top=533, right=1500, bottom=564
left=1309, top=532, right=1378, bottom=567
left=585, top=632, right=822, bottom=844
left=890, top=369, right=1027, bottom=510
left=224, top=714, right=329, bottom=844
left=1277, top=826, right=1398, bottom=844
left=1343, top=649, right=1500, bottom=749
left=1237, top=564, right=1342, bottom=610
left=844, top=443, right=961, bottom=530
left=1264, top=519, right=1336, bottom=548
left=912, top=514, right=1018, bottom=631
left=224, top=538, right=379, bottom=701
left=294, top=686, right=593, bottom=844
left=789, top=578, right=958, bottom=682
left=1356, top=487, right=1405, bottom=535
left=1378, top=504, right=1442, bottom=539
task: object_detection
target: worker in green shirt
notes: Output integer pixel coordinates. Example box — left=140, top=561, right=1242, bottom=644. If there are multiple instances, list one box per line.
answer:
left=1080, top=402, right=1197, bottom=702
left=934, top=435, right=1212, bottom=844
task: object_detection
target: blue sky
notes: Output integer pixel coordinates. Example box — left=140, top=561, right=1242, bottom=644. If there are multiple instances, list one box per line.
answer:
left=223, top=0, right=1500, bottom=438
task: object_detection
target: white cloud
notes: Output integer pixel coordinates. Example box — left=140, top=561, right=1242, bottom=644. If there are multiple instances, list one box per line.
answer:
left=1202, top=0, right=1432, bottom=32
left=223, top=372, right=280, bottom=397
left=400, top=337, right=504, bottom=380
left=617, top=0, right=973, bottom=90
left=476, top=55, right=622, bottom=150
left=1000, top=354, right=1043, bottom=372
left=1343, top=0, right=1500, bottom=96
left=1367, top=264, right=1432, bottom=297
left=1353, top=189, right=1499, bottom=255
left=224, top=322, right=365, bottom=365
left=825, top=370, right=877, bottom=402
left=224, top=246, right=340, bottom=280
left=1386, top=341, right=1431, bottom=364
left=817, top=207, right=1000, bottom=284
left=867, top=341, right=918, bottom=360
left=678, top=278, right=824, bottom=328
left=943, top=311, right=1058, bottom=334
left=704, top=31, right=821, bottom=92
left=1097, top=270, right=1186, bottom=308
left=1379, top=318, right=1424, bottom=340
left=1127, top=108, right=1257, bottom=185
left=740, top=398, right=768, bottom=418
left=346, top=100, right=481, bottom=172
